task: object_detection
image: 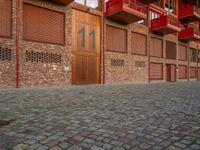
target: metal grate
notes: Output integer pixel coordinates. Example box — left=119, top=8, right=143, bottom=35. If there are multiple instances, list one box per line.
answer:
left=0, top=47, right=12, bottom=61
left=26, top=51, right=62, bottom=64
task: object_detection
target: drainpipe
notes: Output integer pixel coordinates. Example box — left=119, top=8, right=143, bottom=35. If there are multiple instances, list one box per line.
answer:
left=103, top=0, right=105, bottom=84
left=197, top=41, right=198, bottom=80
left=15, top=0, right=20, bottom=88
left=148, top=4, right=151, bottom=83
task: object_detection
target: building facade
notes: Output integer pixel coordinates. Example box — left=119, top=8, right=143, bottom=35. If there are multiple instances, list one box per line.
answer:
left=0, top=0, right=200, bottom=88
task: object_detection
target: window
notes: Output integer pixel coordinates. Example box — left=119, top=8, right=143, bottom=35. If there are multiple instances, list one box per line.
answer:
left=106, top=25, right=127, bottom=53
left=166, top=41, right=176, bottom=60
left=150, top=11, right=161, bottom=20
left=23, top=4, right=65, bottom=45
left=75, top=0, right=100, bottom=9
left=178, top=65, right=187, bottom=79
left=154, top=0, right=164, bottom=7
left=178, top=44, right=187, bottom=61
left=189, top=48, right=197, bottom=62
left=198, top=50, right=200, bottom=62
left=165, top=0, right=176, bottom=14
left=150, top=63, right=163, bottom=80
left=151, top=37, right=163, bottom=58
left=131, top=33, right=147, bottom=56
left=0, top=0, right=12, bottom=37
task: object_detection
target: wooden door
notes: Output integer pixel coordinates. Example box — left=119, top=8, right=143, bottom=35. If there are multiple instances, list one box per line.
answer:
left=166, top=64, right=176, bottom=82
left=198, top=68, right=200, bottom=80
left=72, top=10, right=100, bottom=85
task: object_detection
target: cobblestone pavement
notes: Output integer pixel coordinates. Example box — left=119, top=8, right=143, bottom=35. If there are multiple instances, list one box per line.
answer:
left=0, top=82, right=200, bottom=150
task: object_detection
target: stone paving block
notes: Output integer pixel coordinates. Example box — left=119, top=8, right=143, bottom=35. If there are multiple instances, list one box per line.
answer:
left=90, top=145, right=105, bottom=150
left=174, top=142, right=186, bottom=148
left=103, top=143, right=113, bottom=150
left=139, top=143, right=151, bottom=149
left=36, top=145, right=49, bottom=150
left=0, top=82, right=200, bottom=149
left=110, top=140, right=123, bottom=146
left=68, top=145, right=83, bottom=150
left=190, top=144, right=200, bottom=149
left=59, top=142, right=69, bottom=149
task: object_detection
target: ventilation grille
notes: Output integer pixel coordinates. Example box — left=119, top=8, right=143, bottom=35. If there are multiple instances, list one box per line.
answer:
left=0, top=47, right=12, bottom=61
left=26, top=51, right=62, bottom=64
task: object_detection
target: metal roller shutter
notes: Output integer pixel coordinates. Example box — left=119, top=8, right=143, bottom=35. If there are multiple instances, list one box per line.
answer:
left=23, top=4, right=65, bottom=45
left=166, top=41, right=176, bottom=60
left=150, top=63, right=163, bottom=80
left=178, top=44, right=187, bottom=61
left=131, top=32, right=147, bottom=55
left=178, top=65, right=187, bottom=79
left=190, top=67, right=196, bottom=78
left=0, top=0, right=12, bottom=37
left=106, top=25, right=127, bottom=53
left=150, top=37, right=163, bottom=58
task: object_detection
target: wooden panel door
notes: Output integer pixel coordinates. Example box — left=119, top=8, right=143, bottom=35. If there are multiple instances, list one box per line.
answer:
left=72, top=10, right=100, bottom=85
left=166, top=64, right=176, bottom=82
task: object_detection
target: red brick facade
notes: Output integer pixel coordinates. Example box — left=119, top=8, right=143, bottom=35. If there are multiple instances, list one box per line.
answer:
left=0, top=0, right=200, bottom=88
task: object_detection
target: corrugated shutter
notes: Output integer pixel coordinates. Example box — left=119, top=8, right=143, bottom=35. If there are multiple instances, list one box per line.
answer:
left=131, top=32, right=147, bottom=55
left=190, top=67, right=196, bottom=78
left=106, top=25, right=127, bottom=53
left=0, top=0, right=12, bottom=37
left=178, top=44, right=187, bottom=61
left=178, top=65, right=187, bottom=79
left=23, top=4, right=65, bottom=45
left=150, top=63, right=163, bottom=80
left=150, top=37, right=163, bottom=58
left=166, top=41, right=176, bottom=60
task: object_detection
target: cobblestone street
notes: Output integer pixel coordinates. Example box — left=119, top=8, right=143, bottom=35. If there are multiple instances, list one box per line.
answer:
left=0, top=82, right=200, bottom=150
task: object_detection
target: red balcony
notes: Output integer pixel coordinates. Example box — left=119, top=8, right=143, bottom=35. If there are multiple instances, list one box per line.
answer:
left=51, top=0, right=74, bottom=5
left=178, top=28, right=200, bottom=42
left=105, top=0, right=147, bottom=24
left=179, top=5, right=200, bottom=22
left=138, top=0, right=158, bottom=4
left=151, top=15, right=181, bottom=35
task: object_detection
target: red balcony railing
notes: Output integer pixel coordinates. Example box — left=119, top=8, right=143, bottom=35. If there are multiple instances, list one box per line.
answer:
left=178, top=28, right=200, bottom=41
left=179, top=4, right=200, bottom=22
left=51, top=0, right=74, bottom=5
left=105, top=0, right=147, bottom=24
left=151, top=15, right=181, bottom=34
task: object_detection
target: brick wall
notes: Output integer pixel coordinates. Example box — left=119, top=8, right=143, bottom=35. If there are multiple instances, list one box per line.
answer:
left=104, top=20, right=148, bottom=84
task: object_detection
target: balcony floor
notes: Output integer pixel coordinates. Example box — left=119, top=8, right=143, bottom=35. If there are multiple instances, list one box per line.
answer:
left=107, top=10, right=146, bottom=24
left=179, top=12, right=200, bottom=22
left=151, top=24, right=181, bottom=35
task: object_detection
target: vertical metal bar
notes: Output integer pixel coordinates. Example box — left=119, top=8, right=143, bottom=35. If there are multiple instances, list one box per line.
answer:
left=148, top=4, right=151, bottom=83
left=16, top=0, right=20, bottom=88
left=103, top=0, right=105, bottom=84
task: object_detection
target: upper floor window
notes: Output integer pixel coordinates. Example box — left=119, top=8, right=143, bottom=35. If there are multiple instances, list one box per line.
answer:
left=154, top=0, right=164, bottom=7
left=189, top=48, right=197, bottom=62
left=165, top=0, right=176, bottom=14
left=150, top=11, right=161, bottom=20
left=75, top=0, right=100, bottom=10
